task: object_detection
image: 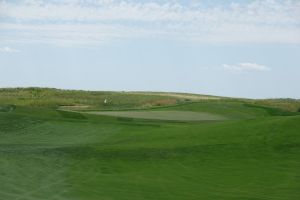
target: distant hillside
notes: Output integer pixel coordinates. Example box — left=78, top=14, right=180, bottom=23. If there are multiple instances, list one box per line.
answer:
left=0, top=87, right=221, bottom=110
left=0, top=87, right=299, bottom=112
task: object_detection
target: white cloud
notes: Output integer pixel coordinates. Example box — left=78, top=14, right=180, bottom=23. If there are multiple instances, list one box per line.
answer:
left=223, top=62, right=270, bottom=72
left=0, top=47, right=19, bottom=53
left=0, top=0, right=299, bottom=46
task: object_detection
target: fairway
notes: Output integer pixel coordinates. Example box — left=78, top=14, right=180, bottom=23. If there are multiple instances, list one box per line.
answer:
left=86, top=111, right=226, bottom=121
left=0, top=88, right=300, bottom=200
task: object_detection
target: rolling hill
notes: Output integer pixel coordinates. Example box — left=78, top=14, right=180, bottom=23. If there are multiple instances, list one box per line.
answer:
left=0, top=88, right=299, bottom=200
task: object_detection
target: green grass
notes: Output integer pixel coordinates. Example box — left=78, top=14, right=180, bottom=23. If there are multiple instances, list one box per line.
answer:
left=0, top=88, right=299, bottom=200
left=86, top=111, right=226, bottom=121
left=0, top=87, right=218, bottom=110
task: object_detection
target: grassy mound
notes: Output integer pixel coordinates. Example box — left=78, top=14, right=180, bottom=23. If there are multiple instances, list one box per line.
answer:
left=0, top=105, right=16, bottom=112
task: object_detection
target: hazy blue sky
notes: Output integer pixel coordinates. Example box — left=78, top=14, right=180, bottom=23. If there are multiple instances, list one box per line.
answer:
left=0, top=0, right=299, bottom=98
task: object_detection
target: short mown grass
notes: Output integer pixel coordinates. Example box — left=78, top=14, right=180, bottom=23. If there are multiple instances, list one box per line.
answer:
left=0, top=88, right=299, bottom=200
left=86, top=111, right=226, bottom=121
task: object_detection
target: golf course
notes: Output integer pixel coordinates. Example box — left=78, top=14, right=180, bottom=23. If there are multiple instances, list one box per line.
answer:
left=0, top=87, right=300, bottom=200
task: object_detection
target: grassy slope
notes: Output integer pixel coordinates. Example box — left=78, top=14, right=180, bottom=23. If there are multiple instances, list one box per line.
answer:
left=0, top=87, right=219, bottom=110
left=0, top=88, right=300, bottom=200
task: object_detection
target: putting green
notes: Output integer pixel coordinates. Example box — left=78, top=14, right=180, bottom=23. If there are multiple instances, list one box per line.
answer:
left=86, top=111, right=226, bottom=121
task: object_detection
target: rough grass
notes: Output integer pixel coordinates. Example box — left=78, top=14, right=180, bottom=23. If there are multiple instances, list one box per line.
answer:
left=1, top=87, right=299, bottom=112
left=0, top=87, right=216, bottom=110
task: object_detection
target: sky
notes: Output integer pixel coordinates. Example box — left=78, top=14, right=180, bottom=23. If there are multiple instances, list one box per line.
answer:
left=0, top=0, right=300, bottom=99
